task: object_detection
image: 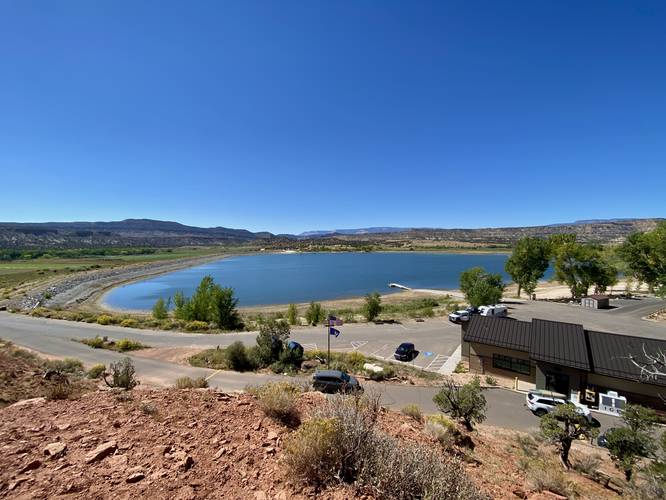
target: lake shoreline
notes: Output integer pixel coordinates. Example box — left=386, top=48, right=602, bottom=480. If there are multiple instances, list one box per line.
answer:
left=97, top=250, right=509, bottom=314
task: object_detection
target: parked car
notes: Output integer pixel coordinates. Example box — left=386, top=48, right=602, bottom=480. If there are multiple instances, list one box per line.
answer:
left=465, top=306, right=480, bottom=315
left=479, top=305, right=508, bottom=317
left=312, top=370, right=362, bottom=394
left=526, top=390, right=592, bottom=421
left=596, top=428, right=618, bottom=448
left=448, top=310, right=471, bottom=323
left=394, top=342, right=418, bottom=361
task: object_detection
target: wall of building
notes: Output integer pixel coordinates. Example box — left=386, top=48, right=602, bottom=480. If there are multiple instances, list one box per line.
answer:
left=535, top=362, right=586, bottom=401
left=468, top=343, right=535, bottom=383
left=588, top=373, right=666, bottom=411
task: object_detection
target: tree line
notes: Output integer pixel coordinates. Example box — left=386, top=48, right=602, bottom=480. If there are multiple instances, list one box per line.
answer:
left=458, top=221, right=666, bottom=305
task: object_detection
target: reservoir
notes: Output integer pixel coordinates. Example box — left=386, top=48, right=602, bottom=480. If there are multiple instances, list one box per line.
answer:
left=103, top=252, right=523, bottom=310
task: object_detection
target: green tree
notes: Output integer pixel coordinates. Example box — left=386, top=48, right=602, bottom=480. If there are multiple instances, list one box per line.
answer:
left=305, top=302, right=324, bottom=326
left=433, top=376, right=487, bottom=431
left=459, top=267, right=504, bottom=308
left=553, top=242, right=617, bottom=299
left=211, top=286, right=243, bottom=330
left=606, top=427, right=654, bottom=481
left=255, top=319, right=291, bottom=367
left=189, top=275, right=216, bottom=321
left=172, top=291, right=190, bottom=320
left=505, top=237, right=551, bottom=297
left=287, top=303, right=298, bottom=326
left=152, top=297, right=169, bottom=320
left=362, top=292, right=382, bottom=321
left=539, top=404, right=598, bottom=469
left=618, top=222, right=666, bottom=297
left=605, top=404, right=658, bottom=481
left=622, top=403, right=659, bottom=433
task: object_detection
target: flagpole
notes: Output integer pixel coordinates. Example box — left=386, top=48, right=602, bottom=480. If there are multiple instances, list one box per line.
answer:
left=327, top=322, right=331, bottom=366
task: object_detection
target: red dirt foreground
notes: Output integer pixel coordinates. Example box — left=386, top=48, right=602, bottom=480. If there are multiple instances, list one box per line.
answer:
left=0, top=388, right=619, bottom=499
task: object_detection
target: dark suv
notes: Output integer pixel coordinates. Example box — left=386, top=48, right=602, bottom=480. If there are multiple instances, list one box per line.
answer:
left=394, top=342, right=418, bottom=361
left=312, top=370, right=362, bottom=394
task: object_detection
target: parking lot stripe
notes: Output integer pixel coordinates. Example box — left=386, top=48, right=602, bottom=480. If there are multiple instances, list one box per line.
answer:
left=424, top=354, right=449, bottom=371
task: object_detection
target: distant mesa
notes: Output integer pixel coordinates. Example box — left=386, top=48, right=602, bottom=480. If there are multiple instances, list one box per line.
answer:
left=0, top=217, right=662, bottom=249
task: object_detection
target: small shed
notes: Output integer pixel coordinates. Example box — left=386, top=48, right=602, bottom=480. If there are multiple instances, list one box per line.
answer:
left=581, top=294, right=610, bottom=309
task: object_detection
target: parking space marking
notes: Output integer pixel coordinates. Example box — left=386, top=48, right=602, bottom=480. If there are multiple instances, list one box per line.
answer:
left=368, top=343, right=390, bottom=358
left=351, top=341, right=368, bottom=351
left=424, top=354, right=449, bottom=371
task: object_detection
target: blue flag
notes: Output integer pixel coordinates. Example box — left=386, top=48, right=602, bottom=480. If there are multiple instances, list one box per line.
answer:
left=329, top=327, right=340, bottom=337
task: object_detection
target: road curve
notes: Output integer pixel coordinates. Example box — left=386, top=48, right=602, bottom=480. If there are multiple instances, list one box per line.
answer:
left=0, top=311, right=621, bottom=433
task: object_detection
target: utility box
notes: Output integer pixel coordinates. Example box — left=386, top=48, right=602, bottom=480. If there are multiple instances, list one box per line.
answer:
left=598, top=391, right=627, bottom=416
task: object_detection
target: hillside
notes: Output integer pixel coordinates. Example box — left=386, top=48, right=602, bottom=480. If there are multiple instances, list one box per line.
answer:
left=0, top=218, right=661, bottom=249
left=323, top=218, right=664, bottom=246
left=0, top=388, right=626, bottom=499
left=0, top=219, right=275, bottom=249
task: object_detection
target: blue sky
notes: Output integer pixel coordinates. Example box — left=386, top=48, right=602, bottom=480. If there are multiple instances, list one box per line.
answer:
left=1, top=1, right=664, bottom=234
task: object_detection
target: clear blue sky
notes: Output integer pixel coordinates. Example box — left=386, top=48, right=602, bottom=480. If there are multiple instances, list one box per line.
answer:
left=1, top=1, right=664, bottom=234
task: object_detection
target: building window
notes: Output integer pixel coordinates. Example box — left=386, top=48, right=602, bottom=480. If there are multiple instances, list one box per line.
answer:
left=492, top=354, right=530, bottom=375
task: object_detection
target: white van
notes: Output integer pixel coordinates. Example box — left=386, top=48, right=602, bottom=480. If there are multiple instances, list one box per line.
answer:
left=479, top=305, right=508, bottom=317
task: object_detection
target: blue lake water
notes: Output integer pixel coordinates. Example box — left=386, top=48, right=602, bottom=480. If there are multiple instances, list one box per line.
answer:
left=104, top=252, right=530, bottom=310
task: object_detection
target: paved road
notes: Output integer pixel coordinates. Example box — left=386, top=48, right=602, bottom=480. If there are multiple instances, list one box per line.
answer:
left=0, top=311, right=622, bottom=434
left=0, top=312, right=461, bottom=372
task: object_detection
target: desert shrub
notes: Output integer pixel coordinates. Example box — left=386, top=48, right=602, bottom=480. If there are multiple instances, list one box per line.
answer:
left=524, top=457, right=577, bottom=498
left=87, top=364, right=106, bottom=379
left=284, top=418, right=342, bottom=484
left=453, top=361, right=467, bottom=373
left=346, top=351, right=367, bottom=370
left=367, top=364, right=396, bottom=381
left=572, top=453, right=603, bottom=475
left=484, top=375, right=498, bottom=386
left=285, top=393, right=483, bottom=499
left=174, top=376, right=209, bottom=389
left=401, top=404, right=423, bottom=422
left=96, top=314, right=114, bottom=325
left=45, top=380, right=73, bottom=401
left=426, top=414, right=458, bottom=431
left=278, top=343, right=303, bottom=369
left=185, top=320, right=209, bottom=332
left=46, top=358, right=84, bottom=374
left=104, top=357, right=139, bottom=390
left=425, top=420, right=457, bottom=449
left=250, top=382, right=302, bottom=425
left=82, top=335, right=105, bottom=349
left=225, top=341, right=255, bottom=371
left=120, top=318, right=138, bottom=328
left=189, top=347, right=227, bottom=369
left=361, top=434, right=479, bottom=499
left=115, top=338, right=145, bottom=352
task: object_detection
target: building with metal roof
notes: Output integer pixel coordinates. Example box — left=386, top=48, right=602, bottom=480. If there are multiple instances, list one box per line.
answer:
left=461, top=316, right=665, bottom=411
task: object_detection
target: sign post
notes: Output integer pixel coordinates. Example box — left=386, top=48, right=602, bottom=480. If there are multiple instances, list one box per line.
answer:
left=325, top=315, right=343, bottom=366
